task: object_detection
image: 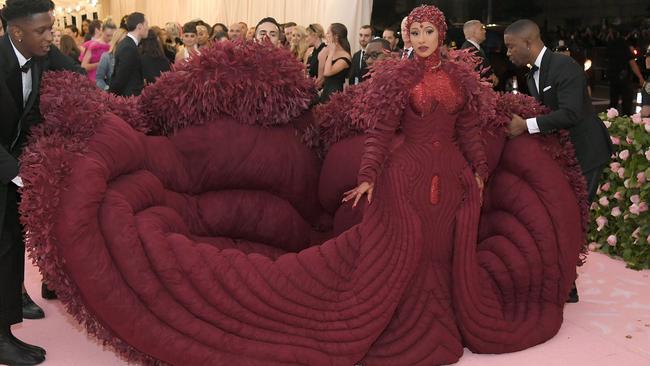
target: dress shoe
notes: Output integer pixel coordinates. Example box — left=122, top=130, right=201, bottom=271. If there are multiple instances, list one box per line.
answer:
left=22, top=293, right=45, bottom=320
left=0, top=331, right=45, bottom=365
left=41, top=283, right=57, bottom=300
left=8, top=332, right=46, bottom=356
left=567, top=282, right=579, bottom=303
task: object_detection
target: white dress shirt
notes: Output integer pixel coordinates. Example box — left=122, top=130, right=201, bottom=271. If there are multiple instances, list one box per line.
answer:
left=9, top=36, right=32, bottom=107
left=466, top=39, right=481, bottom=51
left=9, top=37, right=31, bottom=187
left=525, top=46, right=548, bottom=134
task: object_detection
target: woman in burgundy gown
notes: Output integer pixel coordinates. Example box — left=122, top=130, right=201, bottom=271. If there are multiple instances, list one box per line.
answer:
left=22, top=5, right=585, bottom=366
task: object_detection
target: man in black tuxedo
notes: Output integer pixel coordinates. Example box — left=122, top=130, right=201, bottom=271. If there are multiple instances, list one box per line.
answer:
left=505, top=20, right=612, bottom=304
left=461, top=20, right=497, bottom=86
left=0, top=0, right=84, bottom=364
left=109, top=12, right=148, bottom=97
left=400, top=16, right=414, bottom=60
left=348, top=25, right=372, bottom=85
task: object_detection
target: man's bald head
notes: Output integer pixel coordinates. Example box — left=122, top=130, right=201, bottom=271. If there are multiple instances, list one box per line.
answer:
left=504, top=19, right=540, bottom=42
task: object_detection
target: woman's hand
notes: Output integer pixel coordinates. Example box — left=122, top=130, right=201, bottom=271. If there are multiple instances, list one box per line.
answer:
left=342, top=182, right=374, bottom=208
left=475, top=173, right=484, bottom=203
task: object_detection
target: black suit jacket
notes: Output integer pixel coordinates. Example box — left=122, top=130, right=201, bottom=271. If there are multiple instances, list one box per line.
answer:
left=528, top=49, right=612, bottom=173
left=461, top=40, right=493, bottom=78
left=109, top=36, right=144, bottom=97
left=0, top=35, right=84, bottom=230
left=348, top=49, right=368, bottom=85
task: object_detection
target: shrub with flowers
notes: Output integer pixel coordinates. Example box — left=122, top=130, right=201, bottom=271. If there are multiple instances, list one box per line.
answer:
left=588, top=108, right=650, bottom=270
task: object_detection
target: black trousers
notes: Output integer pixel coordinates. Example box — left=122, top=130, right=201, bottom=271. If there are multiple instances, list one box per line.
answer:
left=0, top=185, right=24, bottom=328
left=609, top=78, right=635, bottom=116
left=583, top=164, right=606, bottom=204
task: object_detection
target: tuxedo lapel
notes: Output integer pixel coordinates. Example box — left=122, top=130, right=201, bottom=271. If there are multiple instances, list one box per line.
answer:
left=538, top=50, right=552, bottom=104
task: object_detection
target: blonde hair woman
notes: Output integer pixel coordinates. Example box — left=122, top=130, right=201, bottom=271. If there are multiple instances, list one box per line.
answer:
left=305, top=23, right=325, bottom=86
left=95, top=28, right=127, bottom=90
left=290, top=25, right=310, bottom=64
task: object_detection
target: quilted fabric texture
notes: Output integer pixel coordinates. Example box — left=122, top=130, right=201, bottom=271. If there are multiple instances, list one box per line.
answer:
left=19, top=42, right=588, bottom=365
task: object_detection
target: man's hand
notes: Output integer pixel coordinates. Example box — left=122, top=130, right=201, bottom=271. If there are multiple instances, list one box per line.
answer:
left=508, top=114, right=527, bottom=138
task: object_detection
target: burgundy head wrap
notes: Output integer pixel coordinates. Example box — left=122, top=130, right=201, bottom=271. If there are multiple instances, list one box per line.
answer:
left=406, top=5, right=447, bottom=47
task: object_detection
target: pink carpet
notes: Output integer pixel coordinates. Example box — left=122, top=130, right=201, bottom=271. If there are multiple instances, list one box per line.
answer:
left=10, top=252, right=650, bottom=366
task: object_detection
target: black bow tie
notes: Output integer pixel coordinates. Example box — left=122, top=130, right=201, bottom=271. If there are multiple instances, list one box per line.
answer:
left=20, top=59, right=32, bottom=73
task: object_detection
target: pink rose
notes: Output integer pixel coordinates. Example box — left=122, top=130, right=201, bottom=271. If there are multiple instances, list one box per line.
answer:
left=637, top=172, right=647, bottom=183
left=619, top=149, right=630, bottom=160
left=599, top=196, right=610, bottom=206
left=630, top=195, right=640, bottom=204
left=610, top=162, right=621, bottom=172
left=647, top=235, right=650, bottom=245
left=639, top=202, right=648, bottom=213
left=644, top=117, right=650, bottom=125
left=626, top=137, right=634, bottom=145
left=601, top=182, right=611, bottom=191
left=588, top=242, right=601, bottom=251
left=610, top=136, right=621, bottom=145
left=630, top=203, right=640, bottom=215
left=631, top=113, right=642, bottom=124
left=607, top=235, right=617, bottom=246
left=590, top=202, right=598, bottom=210
left=646, top=150, right=650, bottom=161
left=624, top=178, right=631, bottom=188
left=645, top=123, right=650, bottom=133
left=614, top=191, right=623, bottom=200
left=606, top=108, right=619, bottom=119
left=611, top=206, right=622, bottom=217
left=596, top=216, right=608, bottom=231
left=617, top=168, right=625, bottom=179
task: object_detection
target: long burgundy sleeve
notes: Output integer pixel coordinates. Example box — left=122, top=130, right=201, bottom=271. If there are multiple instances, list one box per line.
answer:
left=357, top=111, right=402, bottom=185
left=456, top=107, right=489, bottom=182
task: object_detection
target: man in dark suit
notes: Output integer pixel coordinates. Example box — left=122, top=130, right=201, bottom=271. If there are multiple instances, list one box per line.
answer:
left=348, top=25, right=372, bottom=85
left=0, top=0, right=85, bottom=364
left=400, top=16, right=414, bottom=60
left=461, top=20, right=497, bottom=86
left=505, top=19, right=612, bottom=304
left=109, top=12, right=148, bottom=97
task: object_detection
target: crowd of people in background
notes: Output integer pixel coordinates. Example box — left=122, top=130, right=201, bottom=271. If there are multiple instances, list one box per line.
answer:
left=0, top=6, right=647, bottom=113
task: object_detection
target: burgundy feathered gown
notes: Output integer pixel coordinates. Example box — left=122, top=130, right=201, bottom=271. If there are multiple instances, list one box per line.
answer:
left=352, top=62, right=488, bottom=365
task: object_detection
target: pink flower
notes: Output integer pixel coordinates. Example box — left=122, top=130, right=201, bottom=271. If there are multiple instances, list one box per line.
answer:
left=631, top=113, right=642, bottom=124
left=630, top=203, right=640, bottom=215
left=647, top=235, right=650, bottom=245
left=588, top=242, right=601, bottom=251
left=632, top=227, right=641, bottom=239
left=617, top=168, right=625, bottom=179
left=624, top=178, right=631, bottom=188
left=590, top=202, right=598, bottom=210
left=607, top=235, right=617, bottom=246
left=626, top=137, right=634, bottom=145
left=610, top=162, right=621, bottom=172
left=619, top=149, right=630, bottom=160
left=601, top=182, right=611, bottom=191
left=644, top=117, right=650, bottom=125
left=646, top=123, right=650, bottom=133
left=606, top=108, right=619, bottom=119
left=639, top=202, right=648, bottom=213
left=611, top=206, right=622, bottom=217
left=614, top=191, right=623, bottom=200
left=610, top=136, right=621, bottom=145
left=596, top=216, right=608, bottom=231
left=630, top=195, right=640, bottom=204
left=646, top=150, right=650, bottom=161
left=637, top=172, right=647, bottom=183
left=599, top=196, right=610, bottom=206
